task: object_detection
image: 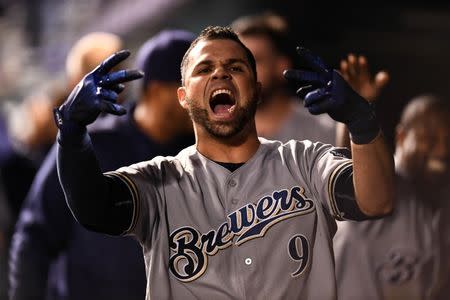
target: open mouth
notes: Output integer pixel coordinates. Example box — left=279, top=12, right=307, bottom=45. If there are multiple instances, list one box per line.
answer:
left=209, top=89, right=236, bottom=116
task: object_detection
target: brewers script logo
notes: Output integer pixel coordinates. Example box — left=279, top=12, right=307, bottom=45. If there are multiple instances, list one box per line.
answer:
left=169, top=186, right=315, bottom=281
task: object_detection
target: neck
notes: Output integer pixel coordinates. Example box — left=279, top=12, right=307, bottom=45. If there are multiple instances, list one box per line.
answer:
left=195, top=122, right=260, bottom=163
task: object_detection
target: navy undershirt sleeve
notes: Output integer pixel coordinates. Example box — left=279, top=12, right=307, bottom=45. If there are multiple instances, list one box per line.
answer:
left=56, top=130, right=133, bottom=235
left=334, top=167, right=385, bottom=221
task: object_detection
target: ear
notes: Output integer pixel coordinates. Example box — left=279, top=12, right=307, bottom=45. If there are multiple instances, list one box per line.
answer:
left=177, top=86, right=189, bottom=109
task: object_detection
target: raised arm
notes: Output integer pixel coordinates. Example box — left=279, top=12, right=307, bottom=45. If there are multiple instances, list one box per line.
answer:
left=54, top=50, right=143, bottom=234
left=284, top=47, right=394, bottom=217
left=336, top=54, right=389, bottom=147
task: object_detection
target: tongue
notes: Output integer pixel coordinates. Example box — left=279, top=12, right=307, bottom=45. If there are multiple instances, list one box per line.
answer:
left=213, top=104, right=232, bottom=114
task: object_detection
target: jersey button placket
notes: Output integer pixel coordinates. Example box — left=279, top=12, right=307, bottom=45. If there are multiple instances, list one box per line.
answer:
left=228, top=179, right=237, bottom=187
left=226, top=178, right=238, bottom=209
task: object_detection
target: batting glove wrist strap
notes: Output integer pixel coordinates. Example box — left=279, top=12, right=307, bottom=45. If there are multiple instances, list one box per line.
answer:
left=54, top=108, right=89, bottom=148
left=346, top=109, right=380, bottom=144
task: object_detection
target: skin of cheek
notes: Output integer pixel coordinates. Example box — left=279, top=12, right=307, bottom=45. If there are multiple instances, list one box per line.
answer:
left=400, top=130, right=427, bottom=178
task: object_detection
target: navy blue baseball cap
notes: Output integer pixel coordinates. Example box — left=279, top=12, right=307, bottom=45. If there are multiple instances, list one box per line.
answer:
left=135, top=29, right=195, bottom=89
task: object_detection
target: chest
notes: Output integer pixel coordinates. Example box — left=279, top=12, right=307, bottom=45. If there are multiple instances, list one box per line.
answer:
left=161, top=169, right=326, bottom=283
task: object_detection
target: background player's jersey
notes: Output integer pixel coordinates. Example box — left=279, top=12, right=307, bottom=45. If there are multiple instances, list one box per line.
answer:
left=334, top=175, right=450, bottom=300
left=272, top=98, right=336, bottom=145
left=107, top=138, right=352, bottom=299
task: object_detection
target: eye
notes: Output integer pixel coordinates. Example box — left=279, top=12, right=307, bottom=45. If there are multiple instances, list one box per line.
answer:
left=229, top=65, right=244, bottom=72
left=196, top=67, right=211, bottom=74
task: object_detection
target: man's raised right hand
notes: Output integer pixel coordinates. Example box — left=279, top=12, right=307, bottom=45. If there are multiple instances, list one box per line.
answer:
left=53, top=50, right=143, bottom=134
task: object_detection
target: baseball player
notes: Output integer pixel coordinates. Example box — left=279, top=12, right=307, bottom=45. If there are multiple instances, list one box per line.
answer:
left=54, top=26, right=395, bottom=299
left=334, top=95, right=450, bottom=300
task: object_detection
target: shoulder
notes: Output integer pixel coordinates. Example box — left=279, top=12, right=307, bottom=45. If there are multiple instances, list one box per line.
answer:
left=120, top=145, right=196, bottom=175
left=260, top=137, right=336, bottom=156
left=253, top=138, right=323, bottom=166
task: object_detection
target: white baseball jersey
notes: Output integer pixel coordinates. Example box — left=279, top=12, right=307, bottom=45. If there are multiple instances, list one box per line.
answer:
left=107, top=138, right=352, bottom=299
left=334, top=175, right=450, bottom=300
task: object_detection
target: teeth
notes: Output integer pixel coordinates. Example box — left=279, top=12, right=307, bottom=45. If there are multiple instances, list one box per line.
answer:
left=212, top=89, right=232, bottom=97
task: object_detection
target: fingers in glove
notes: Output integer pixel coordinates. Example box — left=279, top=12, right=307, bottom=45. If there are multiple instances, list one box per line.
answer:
left=98, top=100, right=127, bottom=116
left=110, top=83, right=125, bottom=94
left=94, top=50, right=131, bottom=75
left=304, top=88, right=332, bottom=115
left=296, top=85, right=315, bottom=99
left=305, top=98, right=334, bottom=115
left=99, top=69, right=144, bottom=86
left=96, top=88, right=119, bottom=102
left=283, top=69, right=327, bottom=86
left=295, top=47, right=328, bottom=74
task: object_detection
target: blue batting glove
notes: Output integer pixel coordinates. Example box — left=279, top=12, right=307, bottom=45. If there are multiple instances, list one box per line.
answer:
left=283, top=47, right=380, bottom=144
left=53, top=50, right=143, bottom=138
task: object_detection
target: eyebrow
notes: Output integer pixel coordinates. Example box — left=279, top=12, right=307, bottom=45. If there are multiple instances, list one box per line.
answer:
left=194, top=58, right=249, bottom=68
left=224, top=58, right=248, bottom=65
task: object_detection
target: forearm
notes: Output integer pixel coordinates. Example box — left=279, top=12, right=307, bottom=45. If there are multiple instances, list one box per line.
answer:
left=57, top=129, right=106, bottom=220
left=351, top=132, right=395, bottom=216
left=57, top=131, right=132, bottom=234
left=335, top=123, right=351, bottom=148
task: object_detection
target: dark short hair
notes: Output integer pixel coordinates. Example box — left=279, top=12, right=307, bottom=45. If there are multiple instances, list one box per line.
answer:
left=180, top=26, right=257, bottom=85
left=231, top=12, right=295, bottom=60
left=231, top=13, right=299, bottom=96
left=399, top=94, right=450, bottom=130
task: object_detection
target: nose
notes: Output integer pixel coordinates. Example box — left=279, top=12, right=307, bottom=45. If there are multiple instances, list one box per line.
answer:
left=212, top=66, right=231, bottom=80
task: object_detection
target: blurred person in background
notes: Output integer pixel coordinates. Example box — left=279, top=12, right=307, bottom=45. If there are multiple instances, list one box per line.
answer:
left=334, top=93, right=450, bottom=299
left=0, top=108, right=36, bottom=300
left=231, top=12, right=336, bottom=144
left=9, top=29, right=194, bottom=300
left=7, top=32, right=123, bottom=167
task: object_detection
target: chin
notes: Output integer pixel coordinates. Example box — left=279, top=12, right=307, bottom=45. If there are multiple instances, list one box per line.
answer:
left=206, top=124, right=241, bottom=139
